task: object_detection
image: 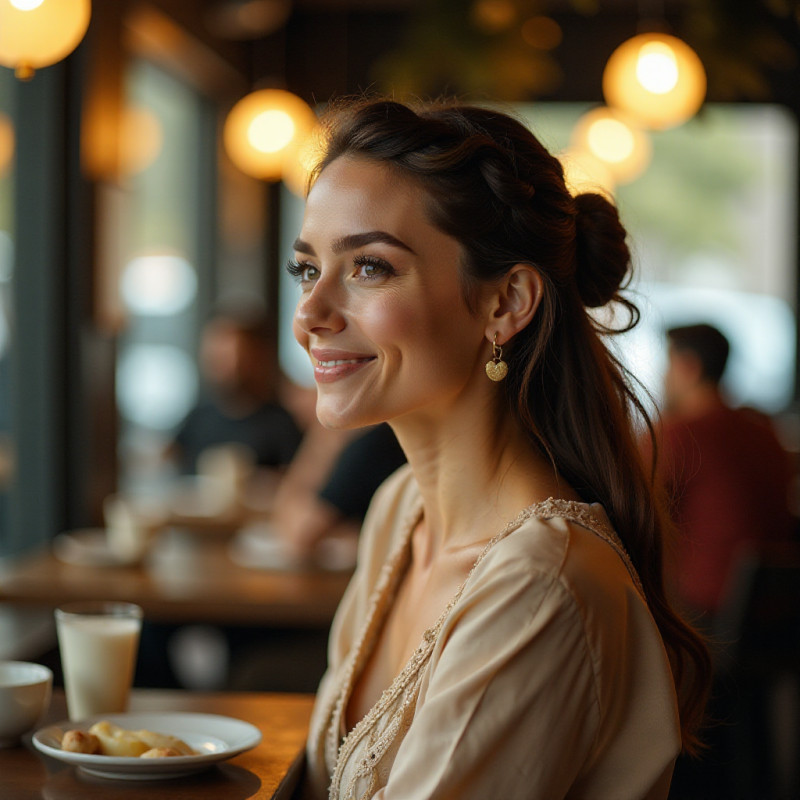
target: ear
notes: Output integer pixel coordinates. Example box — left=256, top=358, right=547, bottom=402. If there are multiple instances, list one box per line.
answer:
left=484, top=264, right=543, bottom=346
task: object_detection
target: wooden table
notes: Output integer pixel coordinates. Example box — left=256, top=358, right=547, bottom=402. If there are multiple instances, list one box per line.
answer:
left=1, top=689, right=315, bottom=799
left=0, top=535, right=351, bottom=628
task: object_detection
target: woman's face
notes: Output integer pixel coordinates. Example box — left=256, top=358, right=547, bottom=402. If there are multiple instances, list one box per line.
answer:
left=292, top=156, right=492, bottom=430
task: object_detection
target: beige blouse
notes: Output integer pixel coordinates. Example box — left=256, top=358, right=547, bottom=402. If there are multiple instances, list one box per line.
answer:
left=304, top=466, right=681, bottom=800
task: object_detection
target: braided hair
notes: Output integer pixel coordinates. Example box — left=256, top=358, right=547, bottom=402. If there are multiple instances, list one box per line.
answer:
left=310, top=97, right=711, bottom=754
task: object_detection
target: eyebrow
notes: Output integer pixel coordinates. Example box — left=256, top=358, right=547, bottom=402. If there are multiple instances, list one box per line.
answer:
left=292, top=230, right=416, bottom=257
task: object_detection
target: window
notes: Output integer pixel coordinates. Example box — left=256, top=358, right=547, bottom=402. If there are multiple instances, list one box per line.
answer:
left=522, top=103, right=798, bottom=414
left=113, top=59, right=211, bottom=498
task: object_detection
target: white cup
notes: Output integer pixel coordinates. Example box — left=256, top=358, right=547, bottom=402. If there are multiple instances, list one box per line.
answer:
left=0, top=661, right=52, bottom=747
left=103, top=494, right=159, bottom=563
left=55, top=602, right=143, bottom=721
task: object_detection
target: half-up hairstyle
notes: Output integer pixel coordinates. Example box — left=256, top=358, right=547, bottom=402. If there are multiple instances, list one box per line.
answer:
left=310, top=96, right=711, bottom=754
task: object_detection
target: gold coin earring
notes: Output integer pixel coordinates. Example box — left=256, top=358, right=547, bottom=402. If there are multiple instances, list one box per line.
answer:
left=485, top=334, right=508, bottom=382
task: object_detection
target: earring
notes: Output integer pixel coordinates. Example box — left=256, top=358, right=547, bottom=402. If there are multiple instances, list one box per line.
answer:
left=485, top=334, right=508, bottom=382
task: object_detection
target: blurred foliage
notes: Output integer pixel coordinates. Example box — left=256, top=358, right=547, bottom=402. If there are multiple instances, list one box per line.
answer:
left=688, top=0, right=800, bottom=101
left=372, top=0, right=800, bottom=103
left=370, top=0, right=568, bottom=101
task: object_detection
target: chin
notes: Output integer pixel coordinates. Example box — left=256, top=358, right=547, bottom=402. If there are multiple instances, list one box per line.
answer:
left=315, top=401, right=386, bottom=432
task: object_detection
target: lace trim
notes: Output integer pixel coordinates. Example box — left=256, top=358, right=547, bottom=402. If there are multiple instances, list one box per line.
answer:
left=322, top=498, right=422, bottom=773
left=534, top=498, right=645, bottom=599
left=325, top=498, right=645, bottom=800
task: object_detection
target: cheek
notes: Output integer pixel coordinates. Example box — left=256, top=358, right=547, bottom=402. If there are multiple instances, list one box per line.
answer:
left=359, top=292, right=429, bottom=350
left=361, top=290, right=478, bottom=372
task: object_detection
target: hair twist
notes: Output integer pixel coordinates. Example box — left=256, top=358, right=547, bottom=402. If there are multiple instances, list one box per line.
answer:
left=572, top=192, right=631, bottom=309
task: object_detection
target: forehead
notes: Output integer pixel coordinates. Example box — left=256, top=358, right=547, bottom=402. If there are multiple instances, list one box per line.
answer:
left=302, top=156, right=432, bottom=237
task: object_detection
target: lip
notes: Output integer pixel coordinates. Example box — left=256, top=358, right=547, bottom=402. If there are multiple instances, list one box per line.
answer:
left=310, top=348, right=376, bottom=383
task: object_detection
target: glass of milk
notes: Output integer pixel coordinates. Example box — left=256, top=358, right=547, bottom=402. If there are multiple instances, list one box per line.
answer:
left=55, top=601, right=143, bottom=721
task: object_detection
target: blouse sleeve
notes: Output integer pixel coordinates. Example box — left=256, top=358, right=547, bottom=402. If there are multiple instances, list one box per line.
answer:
left=375, top=556, right=600, bottom=800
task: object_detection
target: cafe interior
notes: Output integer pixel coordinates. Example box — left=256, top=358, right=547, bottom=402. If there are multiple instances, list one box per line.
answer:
left=0, top=0, right=799, bottom=797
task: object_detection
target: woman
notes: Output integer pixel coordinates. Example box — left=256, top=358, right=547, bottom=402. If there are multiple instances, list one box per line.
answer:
left=288, top=98, right=710, bottom=800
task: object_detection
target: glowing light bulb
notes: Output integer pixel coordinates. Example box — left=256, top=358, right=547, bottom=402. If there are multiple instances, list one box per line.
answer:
left=570, top=107, right=651, bottom=184
left=635, top=42, right=679, bottom=94
left=9, top=0, right=44, bottom=10
left=587, top=118, right=634, bottom=164
left=602, top=32, right=707, bottom=130
left=247, top=109, right=295, bottom=154
left=0, top=0, right=91, bottom=79
left=224, top=88, right=318, bottom=182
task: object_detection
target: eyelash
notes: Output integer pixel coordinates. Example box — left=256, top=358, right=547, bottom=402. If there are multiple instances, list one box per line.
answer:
left=286, top=259, right=314, bottom=281
left=285, top=255, right=396, bottom=283
left=353, top=254, right=394, bottom=280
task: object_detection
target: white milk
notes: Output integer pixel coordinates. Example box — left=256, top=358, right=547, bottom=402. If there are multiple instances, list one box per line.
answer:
left=56, top=615, right=141, bottom=720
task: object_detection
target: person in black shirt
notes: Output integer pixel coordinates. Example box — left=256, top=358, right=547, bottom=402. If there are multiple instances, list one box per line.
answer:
left=171, top=307, right=302, bottom=474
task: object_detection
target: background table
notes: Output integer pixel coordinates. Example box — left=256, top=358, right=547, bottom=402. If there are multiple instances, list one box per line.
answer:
left=0, top=536, right=351, bottom=627
left=0, top=688, right=314, bottom=799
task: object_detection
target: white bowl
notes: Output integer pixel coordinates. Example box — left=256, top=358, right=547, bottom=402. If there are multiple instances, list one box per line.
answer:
left=0, top=661, right=52, bottom=747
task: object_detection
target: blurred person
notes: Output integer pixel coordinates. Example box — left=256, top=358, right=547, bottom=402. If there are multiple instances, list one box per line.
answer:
left=272, top=422, right=407, bottom=560
left=225, top=422, right=406, bottom=693
left=140, top=307, right=304, bottom=692
left=654, top=323, right=794, bottom=622
left=289, top=97, right=710, bottom=800
left=171, top=306, right=303, bottom=476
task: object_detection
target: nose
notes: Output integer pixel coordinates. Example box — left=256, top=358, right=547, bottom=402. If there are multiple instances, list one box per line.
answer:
left=293, top=279, right=347, bottom=339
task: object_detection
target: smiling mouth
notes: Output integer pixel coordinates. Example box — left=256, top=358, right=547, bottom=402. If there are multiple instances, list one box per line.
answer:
left=312, top=355, right=375, bottom=382
left=316, top=358, right=367, bottom=367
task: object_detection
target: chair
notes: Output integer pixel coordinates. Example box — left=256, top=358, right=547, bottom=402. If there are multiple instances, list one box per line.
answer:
left=712, top=542, right=800, bottom=800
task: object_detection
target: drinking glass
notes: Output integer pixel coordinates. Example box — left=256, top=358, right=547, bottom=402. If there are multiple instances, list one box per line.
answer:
left=55, top=601, right=142, bottom=721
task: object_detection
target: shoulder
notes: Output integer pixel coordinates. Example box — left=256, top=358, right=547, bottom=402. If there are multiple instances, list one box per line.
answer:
left=462, top=505, right=650, bottom=653
left=447, top=505, right=677, bottom=728
left=481, top=505, right=638, bottom=592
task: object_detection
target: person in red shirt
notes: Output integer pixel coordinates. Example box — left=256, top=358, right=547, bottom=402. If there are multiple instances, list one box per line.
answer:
left=654, top=323, right=794, bottom=621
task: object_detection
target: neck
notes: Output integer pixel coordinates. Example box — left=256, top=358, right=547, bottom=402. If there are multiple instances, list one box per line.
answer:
left=390, top=391, right=577, bottom=555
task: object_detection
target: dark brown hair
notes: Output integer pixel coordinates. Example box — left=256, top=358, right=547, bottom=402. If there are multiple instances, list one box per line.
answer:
left=312, top=97, right=711, bottom=754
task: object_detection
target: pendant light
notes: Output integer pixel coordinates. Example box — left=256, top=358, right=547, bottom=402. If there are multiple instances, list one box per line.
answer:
left=602, top=31, right=706, bottom=130
left=223, top=88, right=318, bottom=187
left=0, top=0, right=91, bottom=80
left=570, top=107, right=652, bottom=185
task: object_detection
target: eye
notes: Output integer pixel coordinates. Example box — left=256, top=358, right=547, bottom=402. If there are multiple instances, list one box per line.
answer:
left=286, top=259, right=320, bottom=283
left=353, top=255, right=394, bottom=280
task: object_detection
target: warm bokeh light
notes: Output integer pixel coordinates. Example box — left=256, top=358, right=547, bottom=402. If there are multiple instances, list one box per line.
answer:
left=223, top=88, right=318, bottom=182
left=520, top=16, right=562, bottom=51
left=635, top=41, right=679, bottom=94
left=570, top=107, right=652, bottom=184
left=282, top=123, right=327, bottom=197
left=248, top=109, right=295, bottom=154
left=559, top=146, right=616, bottom=197
left=471, top=0, right=516, bottom=33
left=0, top=0, right=91, bottom=80
left=120, top=106, right=163, bottom=176
left=10, top=0, right=44, bottom=10
left=603, top=32, right=707, bottom=130
left=204, top=0, right=291, bottom=40
left=0, top=114, right=15, bottom=177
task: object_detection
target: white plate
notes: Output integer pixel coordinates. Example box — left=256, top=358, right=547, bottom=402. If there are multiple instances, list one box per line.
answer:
left=228, top=523, right=357, bottom=573
left=52, top=530, right=137, bottom=568
left=228, top=523, right=304, bottom=572
left=32, top=712, right=262, bottom=780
